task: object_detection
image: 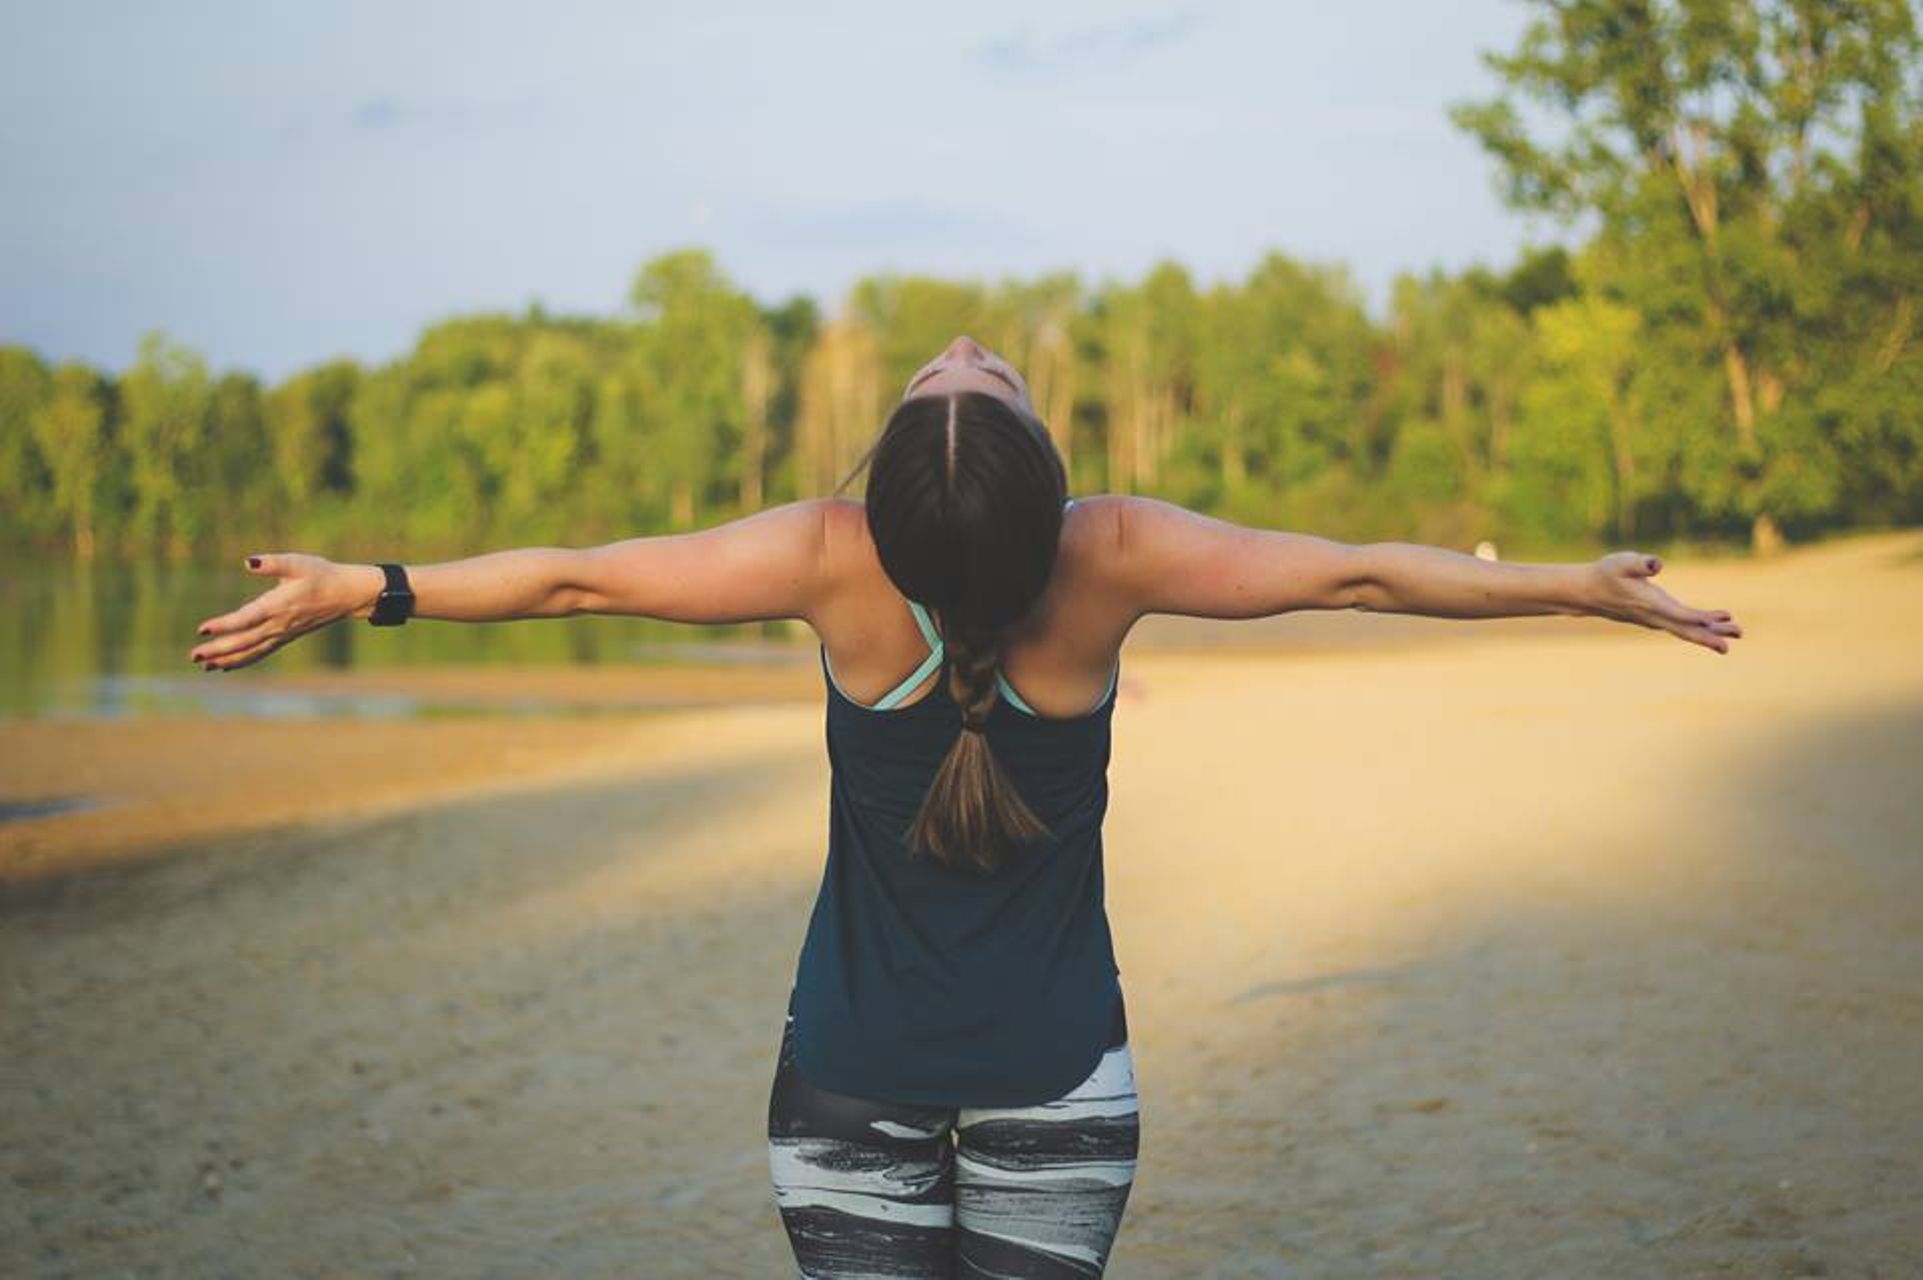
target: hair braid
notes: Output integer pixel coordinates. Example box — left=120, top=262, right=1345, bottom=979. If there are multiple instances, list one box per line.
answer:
left=903, top=612, right=1051, bottom=873
left=946, top=615, right=1003, bottom=732
left=853, top=384, right=1069, bottom=874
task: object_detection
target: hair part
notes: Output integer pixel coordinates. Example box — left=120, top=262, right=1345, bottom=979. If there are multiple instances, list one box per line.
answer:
left=834, top=390, right=1068, bottom=873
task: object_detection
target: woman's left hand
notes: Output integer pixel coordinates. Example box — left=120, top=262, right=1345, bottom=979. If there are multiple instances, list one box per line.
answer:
left=188, top=553, right=375, bottom=671
left=1584, top=551, right=1744, bottom=654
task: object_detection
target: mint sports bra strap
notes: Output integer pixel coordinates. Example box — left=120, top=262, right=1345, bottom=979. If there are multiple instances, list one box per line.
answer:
left=995, top=669, right=1035, bottom=714
left=872, top=645, right=944, bottom=710
left=906, top=599, right=942, bottom=653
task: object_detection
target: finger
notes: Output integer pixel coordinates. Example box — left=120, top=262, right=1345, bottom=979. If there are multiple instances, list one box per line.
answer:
left=1673, top=622, right=1729, bottom=654
left=1673, top=600, right=1741, bottom=632
left=1660, top=596, right=1741, bottom=636
left=192, top=621, right=278, bottom=664
left=201, top=634, right=282, bottom=671
left=1630, top=554, right=1661, bottom=577
left=243, top=553, right=285, bottom=576
left=197, top=599, right=273, bottom=638
left=1641, top=588, right=1703, bottom=628
left=1674, top=601, right=1736, bottom=627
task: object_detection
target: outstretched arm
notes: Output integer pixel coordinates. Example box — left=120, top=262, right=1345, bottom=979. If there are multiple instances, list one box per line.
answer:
left=1101, top=495, right=1743, bottom=654
left=189, top=499, right=841, bottom=671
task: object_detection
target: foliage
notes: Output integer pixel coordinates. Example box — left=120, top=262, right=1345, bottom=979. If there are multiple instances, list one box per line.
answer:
left=4, top=2, right=1918, bottom=561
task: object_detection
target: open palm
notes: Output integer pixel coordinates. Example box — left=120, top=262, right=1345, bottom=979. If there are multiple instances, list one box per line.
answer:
left=1588, top=551, right=1744, bottom=654
left=188, top=553, right=356, bottom=671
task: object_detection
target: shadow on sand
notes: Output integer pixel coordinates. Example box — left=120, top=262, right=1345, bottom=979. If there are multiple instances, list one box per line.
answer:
left=1122, top=696, right=1923, bottom=1278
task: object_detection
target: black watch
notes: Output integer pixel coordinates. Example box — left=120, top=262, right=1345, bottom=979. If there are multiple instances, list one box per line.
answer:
left=368, top=562, right=415, bottom=626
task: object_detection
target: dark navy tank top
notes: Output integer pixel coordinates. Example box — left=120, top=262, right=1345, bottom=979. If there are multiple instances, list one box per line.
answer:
left=786, top=500, right=1127, bottom=1107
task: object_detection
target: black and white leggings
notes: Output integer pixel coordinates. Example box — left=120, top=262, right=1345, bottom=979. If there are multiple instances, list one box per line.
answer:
left=767, top=993, right=1141, bottom=1278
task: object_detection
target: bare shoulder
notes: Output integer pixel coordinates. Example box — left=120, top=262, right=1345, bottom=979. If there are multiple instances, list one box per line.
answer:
left=1073, top=493, right=1370, bottom=620
left=821, top=495, right=869, bottom=543
left=820, top=497, right=874, bottom=576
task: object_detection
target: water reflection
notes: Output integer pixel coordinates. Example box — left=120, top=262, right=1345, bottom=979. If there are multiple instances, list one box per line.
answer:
left=0, top=794, right=102, bottom=824
left=2, top=556, right=807, bottom=719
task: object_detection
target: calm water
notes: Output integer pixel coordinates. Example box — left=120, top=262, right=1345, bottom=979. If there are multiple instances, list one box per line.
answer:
left=1, top=557, right=807, bottom=720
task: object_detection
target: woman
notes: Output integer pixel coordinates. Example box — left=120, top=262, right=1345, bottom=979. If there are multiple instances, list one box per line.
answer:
left=188, top=333, right=1743, bottom=1276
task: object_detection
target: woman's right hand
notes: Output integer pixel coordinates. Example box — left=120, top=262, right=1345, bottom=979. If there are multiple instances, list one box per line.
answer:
left=188, top=553, right=381, bottom=671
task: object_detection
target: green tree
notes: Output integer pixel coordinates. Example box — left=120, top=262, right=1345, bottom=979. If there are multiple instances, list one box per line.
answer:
left=1452, top=0, right=1923, bottom=551
left=0, top=346, right=55, bottom=541
left=629, top=249, right=764, bottom=528
left=29, top=363, right=111, bottom=558
left=204, top=371, right=275, bottom=546
left=119, top=331, right=211, bottom=556
left=1185, top=254, right=1374, bottom=522
left=1528, top=295, right=1652, bottom=540
left=264, top=359, right=359, bottom=508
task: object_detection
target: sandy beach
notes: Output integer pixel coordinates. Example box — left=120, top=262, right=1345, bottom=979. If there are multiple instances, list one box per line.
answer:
left=3, top=529, right=1920, bottom=1278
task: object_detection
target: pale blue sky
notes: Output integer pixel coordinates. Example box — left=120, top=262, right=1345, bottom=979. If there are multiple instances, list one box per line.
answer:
left=1, top=0, right=1570, bottom=381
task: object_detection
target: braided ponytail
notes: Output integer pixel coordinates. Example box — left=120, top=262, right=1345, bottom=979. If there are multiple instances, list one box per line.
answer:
left=903, top=614, right=1051, bottom=873
left=845, top=379, right=1070, bottom=875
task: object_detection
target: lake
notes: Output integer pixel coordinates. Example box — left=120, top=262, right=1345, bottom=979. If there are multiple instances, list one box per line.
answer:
left=0, top=556, right=804, bottom=719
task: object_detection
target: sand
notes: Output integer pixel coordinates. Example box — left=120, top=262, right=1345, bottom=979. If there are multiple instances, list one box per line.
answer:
left=2, top=530, right=1919, bottom=1278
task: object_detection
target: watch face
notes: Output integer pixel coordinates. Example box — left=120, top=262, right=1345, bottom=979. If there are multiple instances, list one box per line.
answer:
left=370, top=564, right=414, bottom=624
left=371, top=586, right=413, bottom=624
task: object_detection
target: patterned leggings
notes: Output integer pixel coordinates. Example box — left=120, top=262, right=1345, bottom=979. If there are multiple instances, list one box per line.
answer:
left=767, top=993, right=1141, bottom=1278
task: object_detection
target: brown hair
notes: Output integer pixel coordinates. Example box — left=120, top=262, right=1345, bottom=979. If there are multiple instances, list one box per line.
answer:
left=834, top=390, right=1069, bottom=872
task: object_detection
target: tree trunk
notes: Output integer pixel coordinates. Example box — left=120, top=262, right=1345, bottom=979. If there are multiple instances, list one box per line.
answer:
left=1441, top=346, right=1475, bottom=477
left=1109, top=364, right=1139, bottom=495
left=1220, top=399, right=1245, bottom=491
left=1606, top=387, right=1637, bottom=540
left=1028, top=321, right=1077, bottom=473
left=1722, top=338, right=1758, bottom=452
left=1672, top=134, right=1780, bottom=553
left=740, top=332, right=770, bottom=511
left=1488, top=379, right=1512, bottom=473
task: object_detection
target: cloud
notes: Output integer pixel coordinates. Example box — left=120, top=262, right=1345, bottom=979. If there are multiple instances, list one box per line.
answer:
left=753, top=201, right=1023, bottom=252
left=976, top=12, right=1201, bottom=77
left=340, top=94, right=543, bottom=135
left=349, top=98, right=402, bottom=130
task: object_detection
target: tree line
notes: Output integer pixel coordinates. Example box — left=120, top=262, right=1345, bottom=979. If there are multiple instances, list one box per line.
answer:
left=3, top=0, right=1918, bottom=562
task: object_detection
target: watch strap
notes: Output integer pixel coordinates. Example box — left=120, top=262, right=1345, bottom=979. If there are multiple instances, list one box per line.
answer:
left=369, top=562, right=414, bottom=626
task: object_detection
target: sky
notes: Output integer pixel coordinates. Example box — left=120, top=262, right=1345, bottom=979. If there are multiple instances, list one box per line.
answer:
left=1, top=0, right=1573, bottom=382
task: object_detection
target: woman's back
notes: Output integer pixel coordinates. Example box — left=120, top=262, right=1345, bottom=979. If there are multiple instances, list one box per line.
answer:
left=789, top=497, right=1132, bottom=1108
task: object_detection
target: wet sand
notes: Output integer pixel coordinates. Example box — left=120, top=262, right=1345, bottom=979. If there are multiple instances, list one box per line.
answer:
left=3, top=530, right=1920, bottom=1277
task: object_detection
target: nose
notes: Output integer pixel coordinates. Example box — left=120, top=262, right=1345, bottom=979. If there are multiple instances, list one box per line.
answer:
left=943, top=334, right=986, bottom=362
